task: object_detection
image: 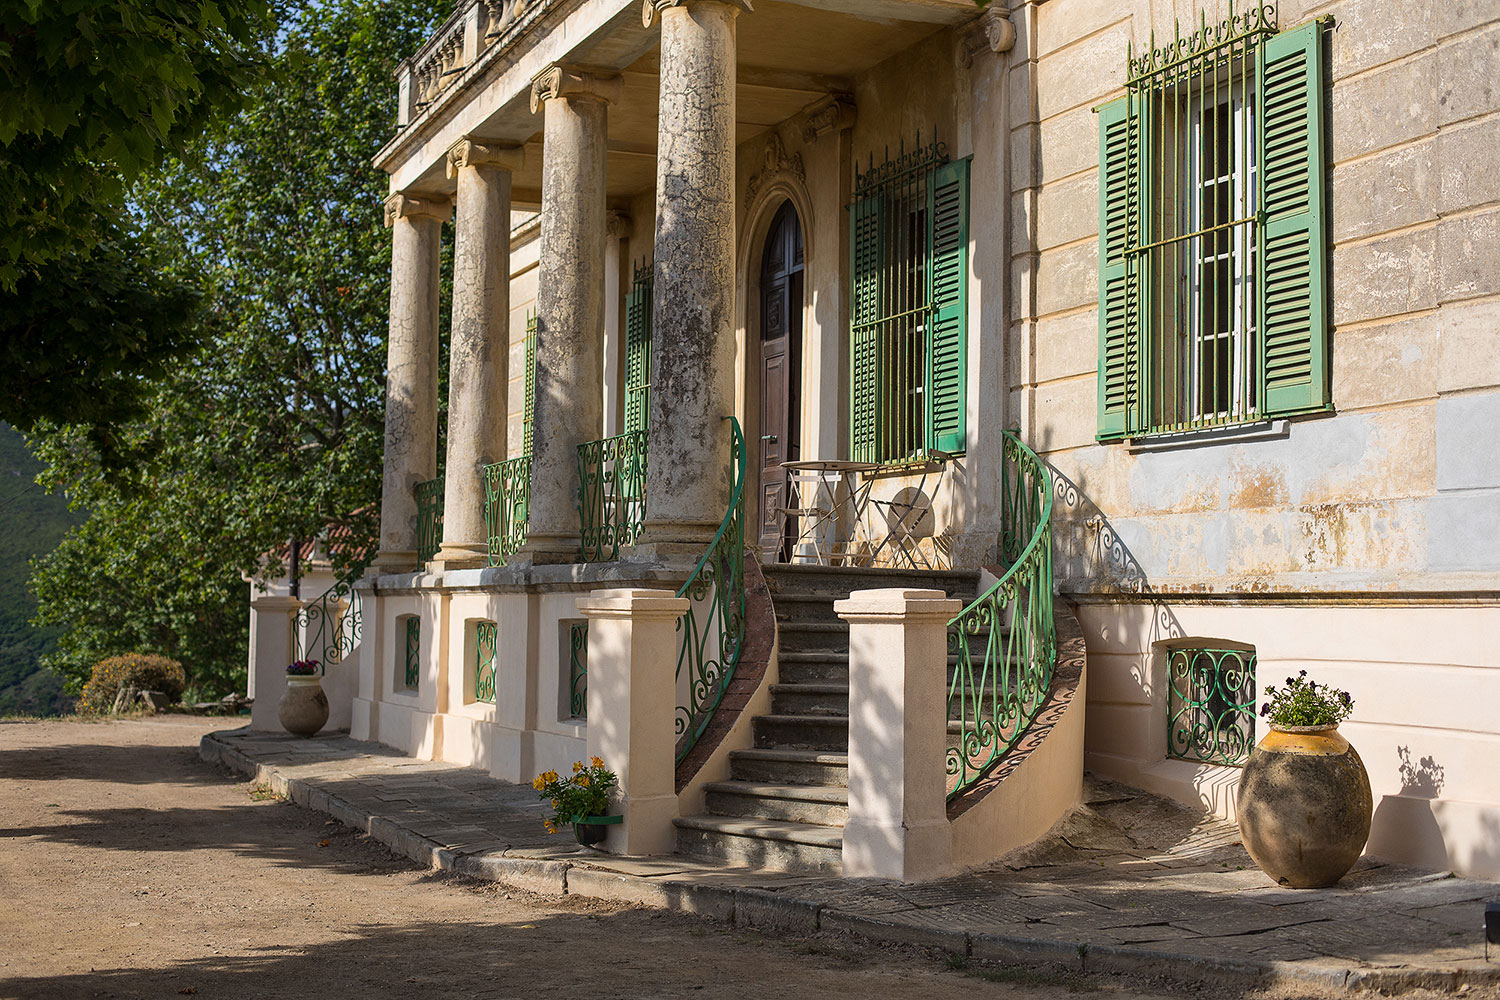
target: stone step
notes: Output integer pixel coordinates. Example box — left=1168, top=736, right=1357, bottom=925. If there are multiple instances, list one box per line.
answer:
left=761, top=563, right=981, bottom=601
left=728, top=748, right=849, bottom=787
left=673, top=814, right=843, bottom=874
left=774, top=620, right=848, bottom=651
left=702, top=781, right=849, bottom=826
left=770, top=682, right=848, bottom=716
left=753, top=713, right=848, bottom=752
left=775, top=652, right=849, bottom=684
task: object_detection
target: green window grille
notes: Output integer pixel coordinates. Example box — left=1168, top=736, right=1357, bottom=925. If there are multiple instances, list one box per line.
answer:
left=474, top=620, right=496, bottom=704
left=569, top=621, right=588, bottom=719
left=415, top=476, right=444, bottom=562
left=1097, top=10, right=1329, bottom=441
left=1167, top=645, right=1256, bottom=766
left=522, top=310, right=537, bottom=456
left=403, top=617, right=420, bottom=690
left=849, top=133, right=969, bottom=463
left=624, top=261, right=652, bottom=436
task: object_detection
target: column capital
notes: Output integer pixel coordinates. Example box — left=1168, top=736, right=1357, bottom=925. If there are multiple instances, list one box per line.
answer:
left=529, top=64, right=623, bottom=114
left=642, top=0, right=752, bottom=28
left=605, top=210, right=632, bottom=240
left=383, top=192, right=451, bottom=227
left=445, top=137, right=525, bottom=179
left=957, top=6, right=1015, bottom=67
left=800, top=95, right=857, bottom=144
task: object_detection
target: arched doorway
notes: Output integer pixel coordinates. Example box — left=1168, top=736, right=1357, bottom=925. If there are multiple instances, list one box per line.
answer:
left=757, top=200, right=804, bottom=559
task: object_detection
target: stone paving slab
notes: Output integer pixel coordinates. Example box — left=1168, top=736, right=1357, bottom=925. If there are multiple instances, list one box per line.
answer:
left=201, top=727, right=1500, bottom=994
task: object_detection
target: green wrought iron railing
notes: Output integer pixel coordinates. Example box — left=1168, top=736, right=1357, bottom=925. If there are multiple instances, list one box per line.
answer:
left=403, top=616, right=420, bottom=690
left=475, top=619, right=496, bottom=704
left=577, top=430, right=648, bottom=562
left=674, top=417, right=747, bottom=764
left=415, top=476, right=444, bottom=563
left=484, top=454, right=531, bottom=566
left=946, top=431, right=1056, bottom=799
left=569, top=621, right=588, bottom=719
left=293, top=549, right=374, bottom=668
left=1167, top=646, right=1256, bottom=766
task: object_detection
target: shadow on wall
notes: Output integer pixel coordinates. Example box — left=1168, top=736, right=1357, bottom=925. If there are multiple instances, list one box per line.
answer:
left=1369, top=746, right=1449, bottom=871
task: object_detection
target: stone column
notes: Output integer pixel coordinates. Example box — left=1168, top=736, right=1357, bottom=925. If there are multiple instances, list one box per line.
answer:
left=835, top=588, right=961, bottom=881
left=248, top=594, right=302, bottom=732
left=377, top=192, right=451, bottom=572
left=515, top=65, right=620, bottom=564
left=637, top=0, right=750, bottom=555
left=431, top=138, right=525, bottom=570
left=577, top=588, right=690, bottom=855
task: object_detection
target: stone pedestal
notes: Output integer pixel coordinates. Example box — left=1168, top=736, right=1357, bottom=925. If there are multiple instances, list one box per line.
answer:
left=835, top=588, right=960, bottom=881
left=377, top=193, right=450, bottom=572
left=577, top=588, right=690, bottom=855
left=249, top=595, right=302, bottom=732
left=637, top=0, right=747, bottom=554
left=431, top=139, right=524, bottom=571
left=514, top=66, right=619, bottom=564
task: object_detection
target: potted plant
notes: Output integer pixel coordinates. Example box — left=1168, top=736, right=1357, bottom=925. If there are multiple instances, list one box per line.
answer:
left=277, top=659, right=328, bottom=737
left=1237, top=670, right=1371, bottom=888
left=533, top=757, right=621, bottom=847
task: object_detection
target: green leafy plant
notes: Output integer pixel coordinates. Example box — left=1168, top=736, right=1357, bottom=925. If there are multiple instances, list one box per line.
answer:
left=532, top=757, right=618, bottom=835
left=78, top=653, right=186, bottom=713
left=1260, top=670, right=1353, bottom=728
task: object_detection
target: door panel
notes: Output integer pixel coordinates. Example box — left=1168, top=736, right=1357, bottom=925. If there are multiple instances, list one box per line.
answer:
left=757, top=201, right=804, bottom=561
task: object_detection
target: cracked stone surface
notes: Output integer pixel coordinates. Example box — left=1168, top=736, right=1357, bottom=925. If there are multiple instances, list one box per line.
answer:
left=208, top=728, right=1500, bottom=989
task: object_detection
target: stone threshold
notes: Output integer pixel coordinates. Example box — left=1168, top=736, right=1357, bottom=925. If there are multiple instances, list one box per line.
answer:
left=200, top=728, right=1500, bottom=995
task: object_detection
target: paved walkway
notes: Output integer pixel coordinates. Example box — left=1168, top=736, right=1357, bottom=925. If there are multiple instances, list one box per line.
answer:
left=202, top=727, right=1500, bottom=994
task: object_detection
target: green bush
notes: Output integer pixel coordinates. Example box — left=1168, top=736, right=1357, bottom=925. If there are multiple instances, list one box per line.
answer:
left=78, top=654, right=187, bottom=714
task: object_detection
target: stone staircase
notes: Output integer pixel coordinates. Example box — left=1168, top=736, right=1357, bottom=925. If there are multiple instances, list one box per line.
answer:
left=673, top=563, right=982, bottom=874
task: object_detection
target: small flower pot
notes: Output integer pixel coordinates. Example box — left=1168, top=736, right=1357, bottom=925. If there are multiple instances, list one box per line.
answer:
left=278, top=676, right=329, bottom=737
left=1237, top=724, right=1372, bottom=888
left=572, top=813, right=623, bottom=848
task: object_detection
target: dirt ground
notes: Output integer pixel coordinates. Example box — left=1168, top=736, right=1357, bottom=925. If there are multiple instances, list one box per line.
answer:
left=0, top=717, right=1475, bottom=1000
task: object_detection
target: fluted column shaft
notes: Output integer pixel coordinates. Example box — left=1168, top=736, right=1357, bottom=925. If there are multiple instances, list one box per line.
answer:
left=432, top=140, right=523, bottom=569
left=377, top=193, right=449, bottom=571
left=641, top=0, right=745, bottom=550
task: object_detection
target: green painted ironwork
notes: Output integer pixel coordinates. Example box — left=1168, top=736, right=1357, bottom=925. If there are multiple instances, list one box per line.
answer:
left=404, top=616, right=420, bottom=690
left=523, top=312, right=537, bottom=456
left=946, top=431, right=1056, bottom=799
left=577, top=430, right=648, bottom=562
left=475, top=619, right=496, bottom=704
left=415, top=476, right=444, bottom=563
left=674, top=417, right=747, bottom=764
left=293, top=549, right=374, bottom=668
left=624, top=261, right=652, bottom=436
left=1167, top=646, right=1256, bottom=766
left=484, top=454, right=531, bottom=566
left=569, top=621, right=588, bottom=719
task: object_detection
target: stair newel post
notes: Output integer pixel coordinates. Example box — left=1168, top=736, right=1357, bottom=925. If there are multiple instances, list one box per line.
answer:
left=577, top=588, right=691, bottom=855
left=836, top=588, right=961, bottom=881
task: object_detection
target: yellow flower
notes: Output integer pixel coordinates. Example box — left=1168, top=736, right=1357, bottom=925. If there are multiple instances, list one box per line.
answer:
left=532, top=776, right=545, bottom=791
left=591, top=756, right=604, bottom=768
left=551, top=798, right=560, bottom=809
left=572, top=761, right=583, bottom=773
left=544, top=821, right=556, bottom=834
left=576, top=773, right=590, bottom=787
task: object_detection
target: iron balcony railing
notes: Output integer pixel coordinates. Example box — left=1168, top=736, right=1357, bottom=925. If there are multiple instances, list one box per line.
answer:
left=577, top=430, right=648, bottom=562
left=415, top=476, right=444, bottom=563
left=484, top=454, right=531, bottom=566
left=946, top=431, right=1057, bottom=799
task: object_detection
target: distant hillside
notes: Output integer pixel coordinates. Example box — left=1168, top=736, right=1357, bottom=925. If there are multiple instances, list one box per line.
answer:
left=0, top=424, right=84, bottom=715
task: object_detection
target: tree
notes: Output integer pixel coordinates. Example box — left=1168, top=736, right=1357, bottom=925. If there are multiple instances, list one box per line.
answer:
left=30, top=0, right=451, bottom=697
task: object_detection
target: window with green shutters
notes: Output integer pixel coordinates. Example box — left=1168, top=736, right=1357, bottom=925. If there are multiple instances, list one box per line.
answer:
left=849, top=135, right=970, bottom=463
left=1097, top=11, right=1330, bottom=441
left=624, top=260, right=652, bottom=436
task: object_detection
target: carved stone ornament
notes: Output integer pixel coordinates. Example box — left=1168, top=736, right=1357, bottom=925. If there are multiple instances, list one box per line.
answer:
left=383, top=192, right=452, bottom=227
left=745, top=132, right=805, bottom=204
left=528, top=64, right=623, bottom=114
left=957, top=6, right=1015, bottom=68
left=445, top=137, right=525, bottom=179
left=642, top=0, right=753, bottom=28
left=800, top=96, right=856, bottom=144
left=605, top=211, right=633, bottom=240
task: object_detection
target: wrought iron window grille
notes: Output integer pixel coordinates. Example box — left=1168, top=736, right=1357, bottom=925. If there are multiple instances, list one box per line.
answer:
left=474, top=620, right=497, bottom=705
left=403, top=617, right=420, bottom=691
left=1166, top=644, right=1257, bottom=766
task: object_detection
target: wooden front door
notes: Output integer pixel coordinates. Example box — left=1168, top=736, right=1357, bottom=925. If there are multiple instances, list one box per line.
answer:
left=758, top=201, right=804, bottom=559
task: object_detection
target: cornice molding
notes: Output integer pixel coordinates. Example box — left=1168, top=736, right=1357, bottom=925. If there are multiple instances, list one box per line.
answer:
left=445, top=137, right=526, bottom=178
left=642, top=0, right=752, bottom=28
left=528, top=64, right=623, bottom=113
left=383, top=192, right=453, bottom=227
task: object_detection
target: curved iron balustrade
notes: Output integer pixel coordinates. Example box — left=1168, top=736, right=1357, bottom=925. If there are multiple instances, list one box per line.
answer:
left=293, top=550, right=374, bottom=669
left=674, top=417, right=748, bottom=764
left=946, top=431, right=1057, bottom=799
left=484, top=454, right=532, bottom=566
left=577, top=430, right=649, bottom=562
left=415, top=476, right=445, bottom=563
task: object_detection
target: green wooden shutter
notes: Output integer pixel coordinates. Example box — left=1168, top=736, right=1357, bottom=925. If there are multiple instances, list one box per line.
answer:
left=624, top=264, right=652, bottom=435
left=849, top=193, right=881, bottom=463
left=1258, top=19, right=1329, bottom=416
left=522, top=311, right=537, bottom=456
left=926, top=156, right=970, bottom=455
left=1097, top=96, right=1140, bottom=440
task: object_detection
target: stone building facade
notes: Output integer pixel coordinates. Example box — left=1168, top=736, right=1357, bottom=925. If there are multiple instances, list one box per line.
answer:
left=247, top=0, right=1500, bottom=879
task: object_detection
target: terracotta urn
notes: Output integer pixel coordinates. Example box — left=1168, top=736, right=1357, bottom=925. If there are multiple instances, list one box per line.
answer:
left=277, top=676, right=329, bottom=736
left=1236, top=724, right=1372, bottom=888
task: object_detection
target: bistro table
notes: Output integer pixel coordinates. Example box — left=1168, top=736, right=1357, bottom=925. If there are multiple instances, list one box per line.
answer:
left=777, top=459, right=881, bottom=566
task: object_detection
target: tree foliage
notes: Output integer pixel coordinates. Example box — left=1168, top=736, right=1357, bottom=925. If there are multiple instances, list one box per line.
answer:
left=30, top=0, right=451, bottom=698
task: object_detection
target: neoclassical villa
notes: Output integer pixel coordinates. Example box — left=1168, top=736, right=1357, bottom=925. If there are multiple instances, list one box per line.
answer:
left=248, top=0, right=1500, bottom=880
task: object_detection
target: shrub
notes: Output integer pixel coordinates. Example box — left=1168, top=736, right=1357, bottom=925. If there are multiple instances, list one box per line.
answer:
left=78, top=654, right=187, bottom=714
left=533, top=757, right=618, bottom=835
left=1260, top=670, right=1353, bottom=729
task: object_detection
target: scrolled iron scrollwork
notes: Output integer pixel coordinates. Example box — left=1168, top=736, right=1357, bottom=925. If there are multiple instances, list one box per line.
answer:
left=1127, top=3, right=1277, bottom=84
